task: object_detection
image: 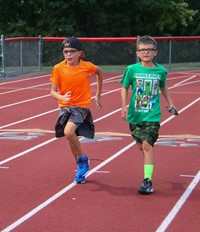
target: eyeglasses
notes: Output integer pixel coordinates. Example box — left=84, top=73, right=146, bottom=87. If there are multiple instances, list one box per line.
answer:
left=137, top=48, right=156, bottom=53
left=63, top=49, right=79, bottom=55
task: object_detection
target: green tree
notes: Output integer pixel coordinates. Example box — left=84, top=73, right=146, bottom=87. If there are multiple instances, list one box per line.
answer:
left=0, top=0, right=198, bottom=37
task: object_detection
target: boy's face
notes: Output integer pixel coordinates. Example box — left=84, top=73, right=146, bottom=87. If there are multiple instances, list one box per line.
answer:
left=63, top=48, right=82, bottom=66
left=136, top=43, right=157, bottom=63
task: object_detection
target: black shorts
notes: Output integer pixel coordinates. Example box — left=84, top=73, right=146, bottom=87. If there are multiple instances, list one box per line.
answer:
left=55, top=106, right=95, bottom=139
left=129, top=122, right=160, bottom=146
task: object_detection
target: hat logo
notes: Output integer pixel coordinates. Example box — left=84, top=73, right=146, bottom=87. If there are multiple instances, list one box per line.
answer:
left=65, top=41, right=71, bottom=47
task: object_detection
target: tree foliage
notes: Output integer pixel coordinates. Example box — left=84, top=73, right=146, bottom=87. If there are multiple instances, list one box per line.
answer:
left=0, top=0, right=199, bottom=37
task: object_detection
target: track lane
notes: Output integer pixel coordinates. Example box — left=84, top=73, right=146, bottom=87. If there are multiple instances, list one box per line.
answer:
left=0, top=71, right=199, bottom=232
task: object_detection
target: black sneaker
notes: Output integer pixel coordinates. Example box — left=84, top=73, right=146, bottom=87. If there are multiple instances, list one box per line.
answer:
left=138, top=178, right=154, bottom=194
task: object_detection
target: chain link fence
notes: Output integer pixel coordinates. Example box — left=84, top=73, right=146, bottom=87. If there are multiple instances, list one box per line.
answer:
left=1, top=35, right=200, bottom=77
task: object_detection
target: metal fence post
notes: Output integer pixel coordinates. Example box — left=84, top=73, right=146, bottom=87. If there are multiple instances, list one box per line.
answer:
left=136, top=35, right=140, bottom=63
left=38, top=35, right=42, bottom=71
left=0, top=34, right=6, bottom=77
left=169, top=40, right=172, bottom=71
left=20, top=39, right=23, bottom=73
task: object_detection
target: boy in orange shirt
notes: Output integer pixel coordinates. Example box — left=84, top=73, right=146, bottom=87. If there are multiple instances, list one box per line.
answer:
left=50, top=37, right=103, bottom=183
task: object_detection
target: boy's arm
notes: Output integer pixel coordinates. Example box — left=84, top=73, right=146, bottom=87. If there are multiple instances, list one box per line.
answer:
left=160, top=85, right=177, bottom=110
left=95, top=66, right=103, bottom=109
left=121, top=86, right=129, bottom=120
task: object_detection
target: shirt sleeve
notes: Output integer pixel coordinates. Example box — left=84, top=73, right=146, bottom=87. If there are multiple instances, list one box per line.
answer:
left=120, top=66, right=133, bottom=88
left=159, top=68, right=167, bottom=88
left=85, top=61, right=97, bottom=75
left=50, top=64, right=60, bottom=85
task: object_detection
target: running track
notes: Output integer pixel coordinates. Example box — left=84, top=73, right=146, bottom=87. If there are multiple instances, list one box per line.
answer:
left=0, top=70, right=199, bottom=232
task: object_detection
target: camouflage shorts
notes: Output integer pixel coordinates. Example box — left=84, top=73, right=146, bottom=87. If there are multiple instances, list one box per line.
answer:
left=129, top=122, right=160, bottom=146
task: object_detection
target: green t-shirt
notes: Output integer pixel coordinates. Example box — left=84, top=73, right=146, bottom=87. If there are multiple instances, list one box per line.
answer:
left=120, top=62, right=167, bottom=124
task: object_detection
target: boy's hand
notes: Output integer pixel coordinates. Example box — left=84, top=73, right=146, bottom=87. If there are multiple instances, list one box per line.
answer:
left=166, top=106, right=179, bottom=115
left=61, top=91, right=71, bottom=103
left=95, top=95, right=102, bottom=110
left=121, top=107, right=128, bottom=120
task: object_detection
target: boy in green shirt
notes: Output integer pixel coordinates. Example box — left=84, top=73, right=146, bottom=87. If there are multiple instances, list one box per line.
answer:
left=120, top=36, right=177, bottom=194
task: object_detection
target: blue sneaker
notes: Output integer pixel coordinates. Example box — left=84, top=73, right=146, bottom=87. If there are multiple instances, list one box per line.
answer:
left=74, top=154, right=89, bottom=184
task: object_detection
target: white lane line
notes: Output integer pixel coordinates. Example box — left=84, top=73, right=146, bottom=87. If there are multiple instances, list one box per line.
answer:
left=1, top=74, right=199, bottom=231
left=0, top=75, right=121, bottom=110
left=0, top=106, right=121, bottom=165
left=173, top=75, right=196, bottom=87
left=0, top=137, right=57, bottom=165
left=156, top=170, right=200, bottom=232
left=0, top=94, right=50, bottom=109
left=0, top=88, right=121, bottom=129
left=0, top=83, right=50, bottom=95
left=1, top=141, right=136, bottom=232
left=180, top=174, right=196, bottom=178
left=2, top=95, right=198, bottom=231
left=0, top=109, right=58, bottom=130
left=95, top=170, right=110, bottom=173
left=0, top=74, right=50, bottom=86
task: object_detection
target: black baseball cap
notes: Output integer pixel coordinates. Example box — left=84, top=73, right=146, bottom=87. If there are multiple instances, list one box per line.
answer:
left=61, top=37, right=85, bottom=58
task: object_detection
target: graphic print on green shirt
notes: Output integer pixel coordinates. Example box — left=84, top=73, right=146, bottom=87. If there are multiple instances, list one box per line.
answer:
left=120, top=62, right=167, bottom=124
left=135, top=74, right=159, bottom=113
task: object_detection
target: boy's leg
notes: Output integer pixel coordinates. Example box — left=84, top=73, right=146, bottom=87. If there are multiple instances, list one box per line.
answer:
left=64, top=121, right=83, bottom=159
left=143, top=140, right=154, bottom=179
left=138, top=123, right=159, bottom=194
left=138, top=141, right=154, bottom=194
left=64, top=121, right=89, bottom=183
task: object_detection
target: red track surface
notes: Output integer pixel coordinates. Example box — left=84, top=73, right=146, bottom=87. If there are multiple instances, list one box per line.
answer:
left=0, top=70, right=199, bottom=232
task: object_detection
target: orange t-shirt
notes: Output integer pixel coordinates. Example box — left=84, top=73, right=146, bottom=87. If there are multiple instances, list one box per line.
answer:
left=50, top=60, right=97, bottom=108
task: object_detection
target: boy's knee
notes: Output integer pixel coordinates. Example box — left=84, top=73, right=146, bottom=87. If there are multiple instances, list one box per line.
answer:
left=142, top=141, right=152, bottom=152
left=64, top=130, right=74, bottom=140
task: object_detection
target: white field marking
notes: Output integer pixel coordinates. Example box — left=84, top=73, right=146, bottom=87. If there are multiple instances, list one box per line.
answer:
left=1, top=97, right=199, bottom=231
left=94, top=170, right=110, bottom=173
left=0, top=74, right=121, bottom=109
left=0, top=83, right=199, bottom=163
left=101, top=79, right=121, bottom=84
left=96, top=75, right=122, bottom=84
left=171, top=91, right=199, bottom=95
left=177, top=71, right=200, bottom=75
left=87, top=75, right=122, bottom=86
left=159, top=97, right=199, bottom=126
left=2, top=85, right=196, bottom=164
left=2, top=77, right=198, bottom=110
left=0, top=94, right=50, bottom=109
left=1, top=141, right=136, bottom=232
left=103, top=76, right=122, bottom=83
left=74, top=170, right=110, bottom=174
left=0, top=87, right=121, bottom=129
left=0, top=105, right=120, bottom=165
left=0, top=83, right=50, bottom=95
left=94, top=108, right=121, bottom=122
left=180, top=174, right=196, bottom=178
left=156, top=170, right=200, bottom=232
left=0, top=166, right=9, bottom=169
left=173, top=75, right=196, bottom=87
left=0, top=109, right=58, bottom=130
left=167, top=74, right=196, bottom=81
left=1, top=73, right=199, bottom=230
left=0, top=74, right=50, bottom=86
left=0, top=128, right=55, bottom=133
left=0, top=137, right=57, bottom=166
left=172, top=79, right=200, bottom=88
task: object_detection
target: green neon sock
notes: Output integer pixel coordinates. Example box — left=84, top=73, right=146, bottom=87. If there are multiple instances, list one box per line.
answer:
left=144, top=164, right=154, bottom=180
